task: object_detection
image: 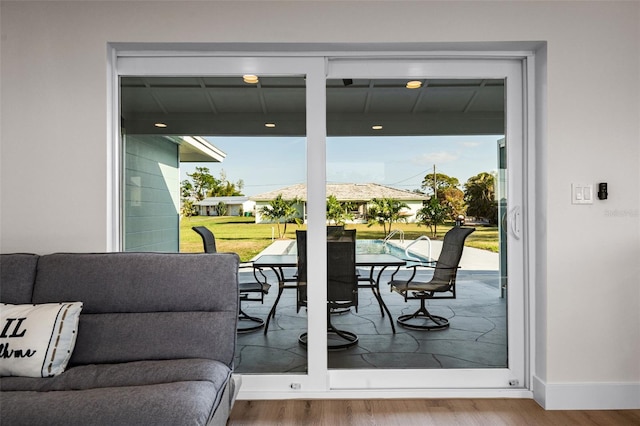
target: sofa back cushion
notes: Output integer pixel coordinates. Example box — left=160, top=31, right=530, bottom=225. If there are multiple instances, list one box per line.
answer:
left=31, top=253, right=239, bottom=368
left=0, top=254, right=39, bottom=304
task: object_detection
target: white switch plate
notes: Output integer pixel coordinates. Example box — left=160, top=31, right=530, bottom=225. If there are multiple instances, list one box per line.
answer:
left=572, top=183, right=593, bottom=204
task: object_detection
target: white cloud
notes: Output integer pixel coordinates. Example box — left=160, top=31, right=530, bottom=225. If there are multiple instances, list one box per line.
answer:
left=460, top=141, right=481, bottom=148
left=412, top=151, right=458, bottom=165
left=327, top=162, right=386, bottom=182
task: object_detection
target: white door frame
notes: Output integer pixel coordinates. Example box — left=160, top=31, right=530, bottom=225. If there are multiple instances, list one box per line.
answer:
left=108, top=44, right=537, bottom=399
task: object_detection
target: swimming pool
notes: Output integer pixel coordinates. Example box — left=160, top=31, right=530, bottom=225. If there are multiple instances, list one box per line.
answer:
left=286, top=239, right=431, bottom=263
left=357, top=239, right=431, bottom=262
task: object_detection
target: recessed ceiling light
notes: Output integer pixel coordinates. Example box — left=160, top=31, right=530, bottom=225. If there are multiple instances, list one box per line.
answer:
left=243, top=74, right=259, bottom=84
left=372, top=125, right=383, bottom=130
left=406, top=80, right=422, bottom=89
left=265, top=123, right=276, bottom=128
left=154, top=123, right=167, bottom=128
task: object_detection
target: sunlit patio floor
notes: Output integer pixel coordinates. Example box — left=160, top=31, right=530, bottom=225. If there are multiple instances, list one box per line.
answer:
left=235, top=267, right=506, bottom=373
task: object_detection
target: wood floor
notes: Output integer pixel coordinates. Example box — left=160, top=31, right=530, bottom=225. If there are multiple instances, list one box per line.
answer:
left=229, top=399, right=640, bottom=425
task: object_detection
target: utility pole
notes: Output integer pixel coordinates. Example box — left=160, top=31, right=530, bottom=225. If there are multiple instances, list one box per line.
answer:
left=433, top=164, right=437, bottom=198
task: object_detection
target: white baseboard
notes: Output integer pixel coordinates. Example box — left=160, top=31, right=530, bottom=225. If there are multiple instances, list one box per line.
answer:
left=533, top=375, right=640, bottom=410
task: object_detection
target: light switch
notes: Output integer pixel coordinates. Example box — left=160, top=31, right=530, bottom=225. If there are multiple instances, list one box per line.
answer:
left=572, top=183, right=593, bottom=204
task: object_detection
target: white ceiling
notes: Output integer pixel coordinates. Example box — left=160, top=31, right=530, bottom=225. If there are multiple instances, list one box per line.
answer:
left=121, top=76, right=504, bottom=137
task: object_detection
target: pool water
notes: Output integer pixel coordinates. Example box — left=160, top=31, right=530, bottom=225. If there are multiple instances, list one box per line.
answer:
left=357, top=239, right=431, bottom=262
left=287, top=239, right=430, bottom=263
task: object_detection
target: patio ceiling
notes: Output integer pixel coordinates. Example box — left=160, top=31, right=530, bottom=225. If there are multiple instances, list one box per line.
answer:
left=121, top=77, right=504, bottom=137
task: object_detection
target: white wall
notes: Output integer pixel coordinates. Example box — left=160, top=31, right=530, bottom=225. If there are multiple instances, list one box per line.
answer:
left=1, top=0, right=639, bottom=409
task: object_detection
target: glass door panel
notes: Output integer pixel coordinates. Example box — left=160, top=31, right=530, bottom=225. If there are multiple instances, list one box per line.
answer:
left=325, top=77, right=507, bottom=370
left=120, top=74, right=310, bottom=375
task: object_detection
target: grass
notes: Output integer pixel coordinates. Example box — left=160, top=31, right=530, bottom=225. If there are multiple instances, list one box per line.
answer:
left=180, top=215, right=499, bottom=262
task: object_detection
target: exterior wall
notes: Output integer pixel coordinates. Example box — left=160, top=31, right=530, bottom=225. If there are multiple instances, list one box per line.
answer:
left=397, top=200, right=424, bottom=224
left=1, top=0, right=639, bottom=408
left=124, top=135, right=179, bottom=252
left=226, top=204, right=241, bottom=216
left=243, top=201, right=256, bottom=217
left=199, top=203, right=241, bottom=216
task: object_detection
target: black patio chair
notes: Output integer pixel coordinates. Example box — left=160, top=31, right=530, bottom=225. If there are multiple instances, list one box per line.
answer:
left=192, top=226, right=271, bottom=333
left=296, top=228, right=359, bottom=349
left=388, top=226, right=475, bottom=330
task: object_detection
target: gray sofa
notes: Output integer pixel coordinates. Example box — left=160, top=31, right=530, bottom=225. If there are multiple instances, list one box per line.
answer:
left=0, top=252, right=240, bottom=426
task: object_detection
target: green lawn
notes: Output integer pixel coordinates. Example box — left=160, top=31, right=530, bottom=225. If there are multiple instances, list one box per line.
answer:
left=181, top=215, right=499, bottom=262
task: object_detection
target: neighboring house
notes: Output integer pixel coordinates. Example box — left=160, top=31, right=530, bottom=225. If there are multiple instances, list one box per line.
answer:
left=195, top=196, right=255, bottom=217
left=250, top=183, right=428, bottom=224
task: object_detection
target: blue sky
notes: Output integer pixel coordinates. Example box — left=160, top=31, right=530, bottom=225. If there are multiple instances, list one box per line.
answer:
left=180, top=135, right=504, bottom=196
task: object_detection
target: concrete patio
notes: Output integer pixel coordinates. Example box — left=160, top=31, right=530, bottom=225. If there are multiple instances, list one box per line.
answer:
left=235, top=240, right=506, bottom=373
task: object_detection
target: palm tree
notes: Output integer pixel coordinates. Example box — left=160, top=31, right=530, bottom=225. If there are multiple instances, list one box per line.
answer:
left=326, top=195, right=354, bottom=225
left=366, top=198, right=409, bottom=236
left=258, top=194, right=302, bottom=238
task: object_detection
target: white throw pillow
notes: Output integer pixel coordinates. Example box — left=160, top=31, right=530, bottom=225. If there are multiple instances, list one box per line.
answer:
left=0, top=302, right=83, bottom=377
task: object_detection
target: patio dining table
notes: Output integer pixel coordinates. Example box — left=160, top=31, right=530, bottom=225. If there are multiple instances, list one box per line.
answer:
left=253, top=253, right=407, bottom=335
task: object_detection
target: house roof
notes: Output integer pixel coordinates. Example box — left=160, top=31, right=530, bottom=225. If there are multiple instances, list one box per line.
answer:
left=170, top=136, right=226, bottom=163
left=250, top=183, right=427, bottom=202
left=195, top=196, right=250, bottom=206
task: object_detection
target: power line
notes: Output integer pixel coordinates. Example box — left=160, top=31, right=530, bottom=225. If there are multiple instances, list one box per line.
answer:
left=388, top=168, right=432, bottom=186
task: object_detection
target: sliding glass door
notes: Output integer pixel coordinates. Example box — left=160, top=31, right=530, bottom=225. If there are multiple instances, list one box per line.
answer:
left=114, top=51, right=527, bottom=394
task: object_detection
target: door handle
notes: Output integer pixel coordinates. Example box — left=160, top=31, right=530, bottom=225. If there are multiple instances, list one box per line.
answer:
left=509, top=206, right=521, bottom=240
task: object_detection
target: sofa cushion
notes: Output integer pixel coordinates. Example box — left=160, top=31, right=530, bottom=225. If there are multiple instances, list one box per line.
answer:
left=0, top=302, right=83, bottom=378
left=0, top=358, right=231, bottom=392
left=32, top=253, right=238, bottom=313
left=1, top=381, right=223, bottom=426
left=0, top=254, right=39, bottom=304
left=69, top=311, right=236, bottom=366
left=31, top=253, right=239, bottom=368
left=0, top=359, right=232, bottom=426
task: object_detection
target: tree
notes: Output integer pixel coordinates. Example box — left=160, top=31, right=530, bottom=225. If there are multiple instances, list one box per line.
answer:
left=211, top=170, right=244, bottom=197
left=421, top=172, right=460, bottom=195
left=366, top=198, right=409, bottom=236
left=416, top=196, right=452, bottom=238
left=215, top=201, right=228, bottom=216
left=419, top=171, right=465, bottom=220
left=326, top=195, right=354, bottom=225
left=181, top=199, right=197, bottom=217
left=438, top=186, right=466, bottom=220
left=186, top=167, right=217, bottom=201
left=258, top=194, right=302, bottom=238
left=181, top=180, right=194, bottom=199
left=464, top=172, right=497, bottom=224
